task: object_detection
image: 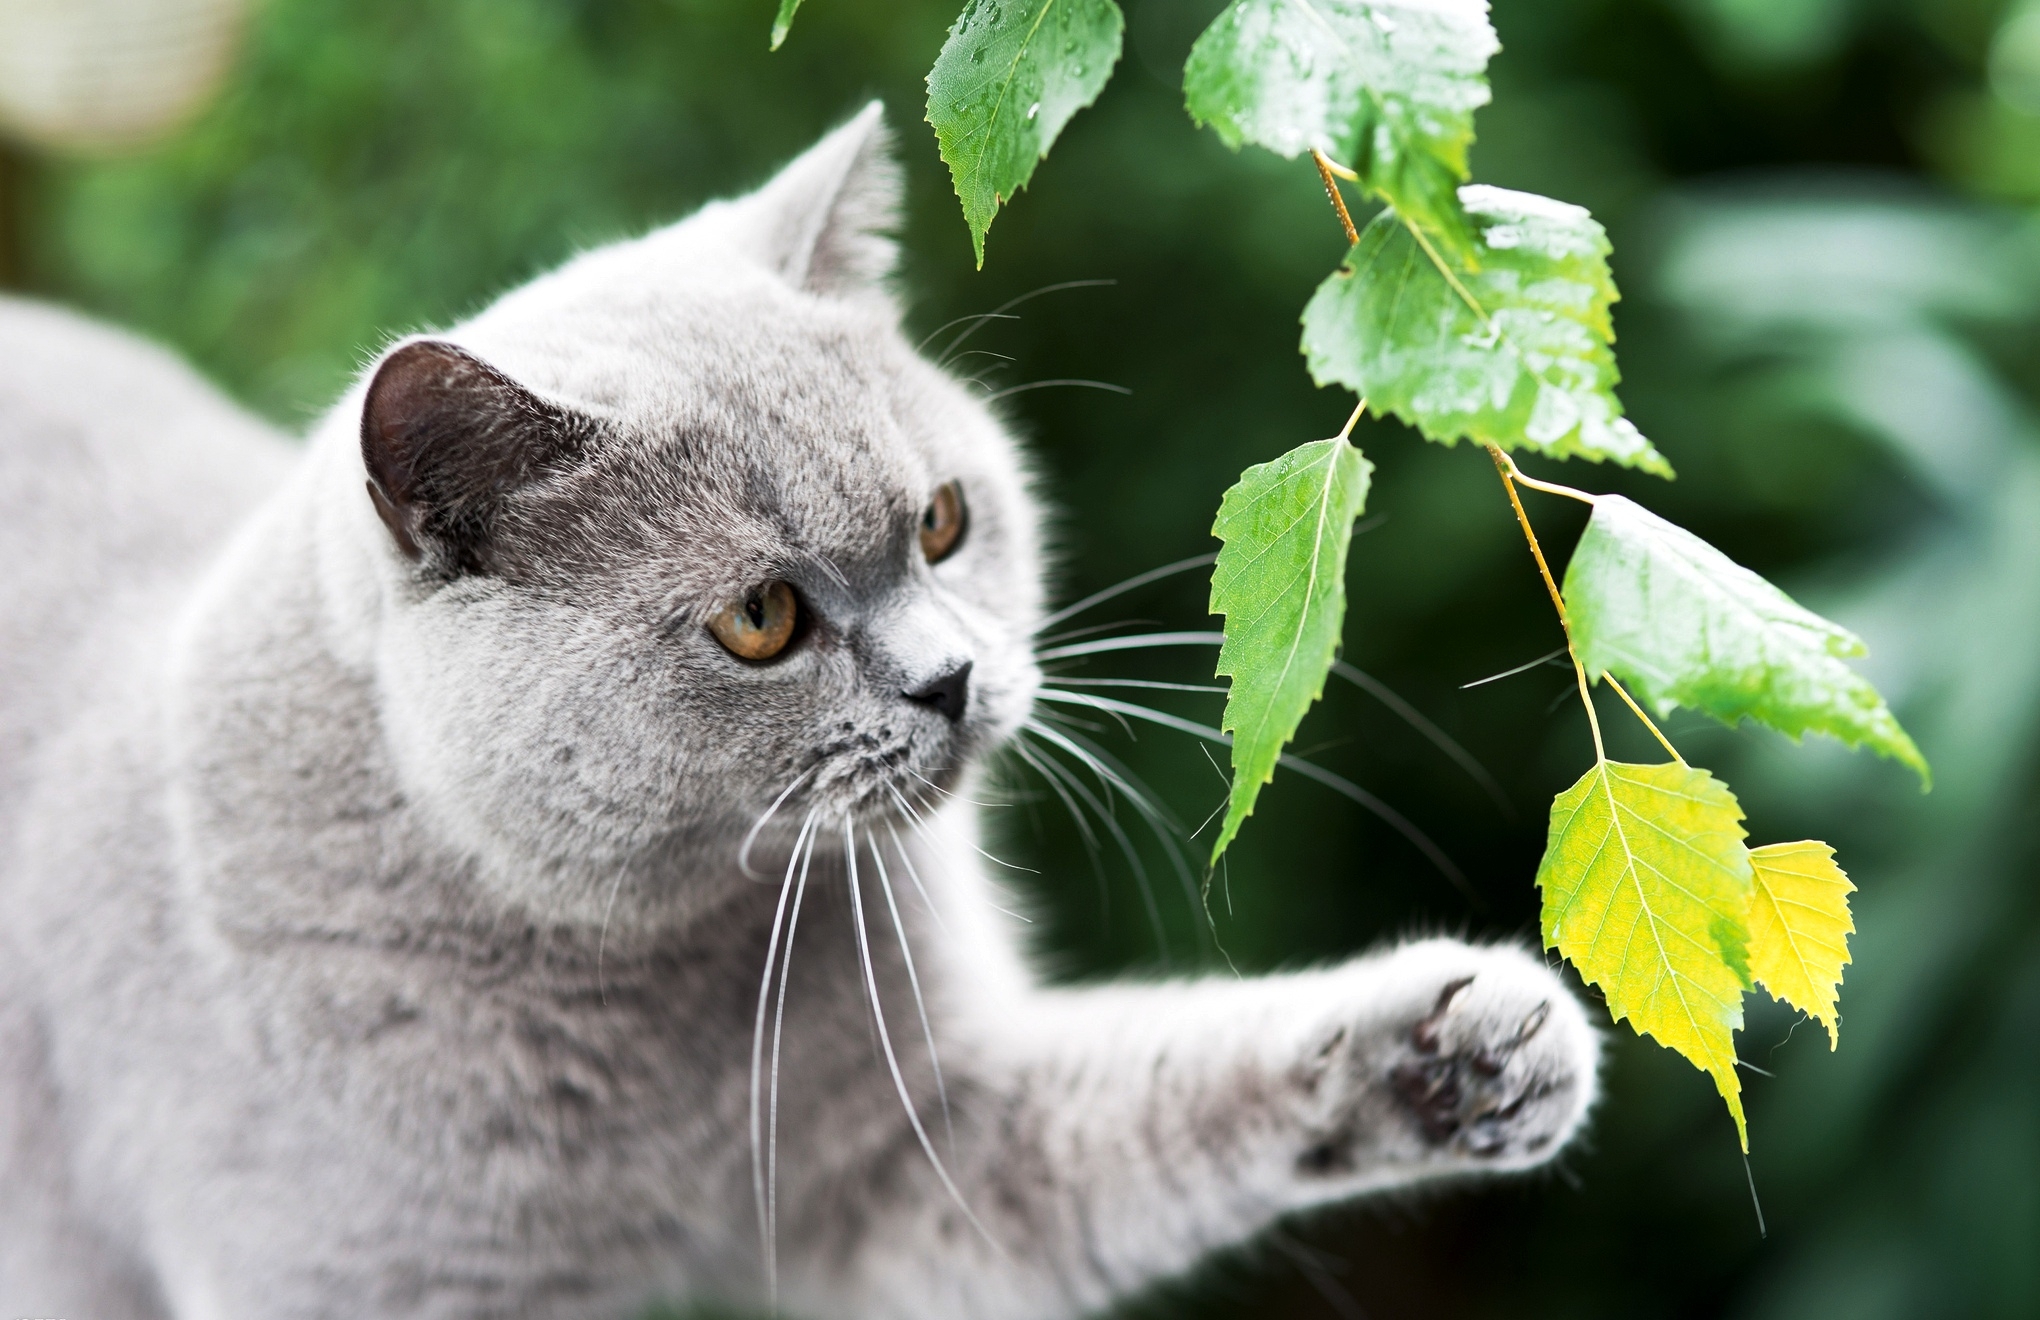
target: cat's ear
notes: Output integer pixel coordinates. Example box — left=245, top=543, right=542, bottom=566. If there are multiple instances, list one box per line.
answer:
left=359, top=339, right=591, bottom=573
left=741, top=100, right=900, bottom=296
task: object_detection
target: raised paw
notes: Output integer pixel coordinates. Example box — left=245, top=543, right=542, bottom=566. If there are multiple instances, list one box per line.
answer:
left=1290, top=939, right=1599, bottom=1189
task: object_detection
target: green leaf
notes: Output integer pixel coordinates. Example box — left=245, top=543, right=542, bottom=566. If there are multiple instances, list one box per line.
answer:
left=1183, top=0, right=1496, bottom=260
left=1301, top=185, right=1672, bottom=477
left=1563, top=495, right=1929, bottom=784
left=1536, top=760, right=1755, bottom=1147
left=1208, top=436, right=1375, bottom=861
left=769, top=0, right=806, bottom=49
left=1746, top=841, right=1855, bottom=1050
left=926, top=0, right=1124, bottom=267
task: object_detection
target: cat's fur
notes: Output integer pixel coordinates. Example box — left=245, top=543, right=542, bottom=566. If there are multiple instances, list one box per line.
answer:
left=0, top=105, right=1598, bottom=1320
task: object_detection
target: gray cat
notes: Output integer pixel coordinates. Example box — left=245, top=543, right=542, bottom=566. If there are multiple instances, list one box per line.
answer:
left=0, top=104, right=1598, bottom=1320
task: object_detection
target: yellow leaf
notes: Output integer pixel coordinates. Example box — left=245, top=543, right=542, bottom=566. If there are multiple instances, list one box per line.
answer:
left=1535, top=760, right=1755, bottom=1147
left=1746, top=841, right=1855, bottom=1050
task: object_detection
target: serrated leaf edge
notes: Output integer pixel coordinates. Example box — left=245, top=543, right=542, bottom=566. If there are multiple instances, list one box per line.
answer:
left=1209, top=437, right=1370, bottom=860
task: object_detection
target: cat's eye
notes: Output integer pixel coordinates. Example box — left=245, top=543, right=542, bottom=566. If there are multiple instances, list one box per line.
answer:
left=707, top=581, right=799, bottom=661
left=919, top=481, right=967, bottom=564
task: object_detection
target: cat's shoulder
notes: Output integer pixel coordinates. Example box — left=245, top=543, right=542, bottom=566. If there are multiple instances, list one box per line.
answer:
left=0, top=295, right=294, bottom=589
left=0, top=298, right=297, bottom=809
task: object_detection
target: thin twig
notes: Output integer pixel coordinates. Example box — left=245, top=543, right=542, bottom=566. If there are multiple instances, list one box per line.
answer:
left=1312, top=149, right=1359, bottom=246
left=1488, top=444, right=1600, bottom=506
left=1337, top=397, right=1367, bottom=441
left=1603, top=672, right=1685, bottom=765
left=1486, top=443, right=1604, bottom=761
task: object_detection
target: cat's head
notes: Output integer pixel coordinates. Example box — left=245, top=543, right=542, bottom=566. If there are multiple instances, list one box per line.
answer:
left=343, top=105, right=1043, bottom=916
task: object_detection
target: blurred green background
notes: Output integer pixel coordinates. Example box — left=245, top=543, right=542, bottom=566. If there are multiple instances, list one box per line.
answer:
left=5, top=0, right=2039, bottom=1315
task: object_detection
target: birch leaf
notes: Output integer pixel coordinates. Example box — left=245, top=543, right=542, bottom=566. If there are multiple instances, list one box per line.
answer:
left=1746, top=841, right=1855, bottom=1049
left=769, top=0, right=806, bottom=48
left=1183, top=0, right=1497, bottom=260
left=1564, top=495, right=1929, bottom=785
left=927, top=0, right=1124, bottom=266
left=1208, top=436, right=1374, bottom=861
left=1536, top=760, right=1755, bottom=1147
left=1302, top=185, right=1671, bottom=476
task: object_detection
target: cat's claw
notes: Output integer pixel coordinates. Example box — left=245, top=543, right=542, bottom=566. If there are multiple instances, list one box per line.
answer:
left=1293, top=940, right=1599, bottom=1185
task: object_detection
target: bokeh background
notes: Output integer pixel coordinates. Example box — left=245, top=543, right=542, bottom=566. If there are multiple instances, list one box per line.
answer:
left=3, top=0, right=2037, bottom=1315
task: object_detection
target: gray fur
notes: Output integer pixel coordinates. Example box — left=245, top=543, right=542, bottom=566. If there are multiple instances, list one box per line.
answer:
left=0, top=103, right=1599, bottom=1319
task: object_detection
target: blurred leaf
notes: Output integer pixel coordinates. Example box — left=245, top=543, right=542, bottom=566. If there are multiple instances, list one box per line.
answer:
left=1564, top=495, right=1929, bottom=783
left=1208, top=435, right=1374, bottom=861
left=926, top=0, right=1124, bottom=266
left=1182, top=0, right=1495, bottom=260
left=1746, top=840, right=1855, bottom=1049
left=1536, top=759, right=1755, bottom=1146
left=770, top=0, right=807, bottom=49
left=1301, top=185, right=1671, bottom=475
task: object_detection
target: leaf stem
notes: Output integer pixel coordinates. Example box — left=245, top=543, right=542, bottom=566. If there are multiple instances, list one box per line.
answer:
left=1314, top=151, right=1360, bottom=182
left=1604, top=672, right=1686, bottom=765
left=1311, top=150, right=1359, bottom=246
left=1487, top=444, right=1599, bottom=506
left=1337, top=396, right=1367, bottom=441
left=1485, top=446, right=1678, bottom=762
left=1486, top=443, right=1604, bottom=761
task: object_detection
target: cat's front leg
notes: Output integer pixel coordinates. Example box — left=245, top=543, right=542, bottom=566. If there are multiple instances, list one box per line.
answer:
left=810, top=938, right=1597, bottom=1320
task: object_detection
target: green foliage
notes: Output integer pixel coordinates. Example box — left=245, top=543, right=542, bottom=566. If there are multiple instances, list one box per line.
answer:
left=1301, top=187, right=1670, bottom=477
left=47, top=0, right=2038, bottom=1307
left=925, top=0, right=1124, bottom=265
left=1207, top=434, right=1375, bottom=861
left=770, top=0, right=806, bottom=49
left=853, top=0, right=1922, bottom=1146
left=1181, top=0, right=1496, bottom=260
left=1564, top=494, right=1927, bottom=782
left=1535, top=759, right=1756, bottom=1146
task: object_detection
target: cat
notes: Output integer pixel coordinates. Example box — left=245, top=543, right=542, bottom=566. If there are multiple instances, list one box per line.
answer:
left=0, top=103, right=1598, bottom=1320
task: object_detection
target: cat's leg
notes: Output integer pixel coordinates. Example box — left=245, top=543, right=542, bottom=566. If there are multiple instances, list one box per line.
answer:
left=797, top=937, right=1596, bottom=1320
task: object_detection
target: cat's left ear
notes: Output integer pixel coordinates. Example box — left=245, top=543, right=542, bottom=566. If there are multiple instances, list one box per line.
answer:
left=741, top=100, right=900, bottom=297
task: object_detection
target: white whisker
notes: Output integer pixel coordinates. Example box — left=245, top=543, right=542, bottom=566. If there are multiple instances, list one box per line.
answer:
left=1034, top=618, right=1159, bottom=647
left=932, top=278, right=1114, bottom=364
left=843, top=820, right=1000, bottom=1252
left=739, top=767, right=817, bottom=879
left=917, top=310, right=1017, bottom=355
left=1025, top=718, right=1206, bottom=955
left=868, top=831, right=954, bottom=1155
left=1006, top=737, right=1114, bottom=925
left=1019, top=731, right=1169, bottom=962
left=767, top=813, right=821, bottom=1299
left=986, top=378, right=1132, bottom=401
left=1035, top=630, right=1223, bottom=663
left=889, top=783, right=1039, bottom=874
left=883, top=821, right=949, bottom=935
left=1024, top=716, right=1177, bottom=834
left=1045, top=677, right=1227, bottom=694
left=751, top=808, right=816, bottom=1305
left=886, top=791, right=1034, bottom=925
left=1036, top=553, right=1219, bottom=632
left=1330, top=660, right=1514, bottom=819
left=1036, top=690, right=1479, bottom=906
left=1460, top=646, right=1569, bottom=690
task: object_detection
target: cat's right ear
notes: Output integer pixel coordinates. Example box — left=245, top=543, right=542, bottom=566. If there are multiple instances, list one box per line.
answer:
left=739, top=100, right=900, bottom=297
left=359, top=340, right=589, bottom=573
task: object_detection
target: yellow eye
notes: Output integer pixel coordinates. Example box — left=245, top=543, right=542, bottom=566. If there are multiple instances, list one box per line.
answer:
left=707, top=581, right=799, bottom=661
left=919, top=481, right=967, bottom=564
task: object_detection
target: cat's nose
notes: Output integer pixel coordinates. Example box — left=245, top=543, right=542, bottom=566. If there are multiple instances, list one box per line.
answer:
left=903, top=661, right=972, bottom=723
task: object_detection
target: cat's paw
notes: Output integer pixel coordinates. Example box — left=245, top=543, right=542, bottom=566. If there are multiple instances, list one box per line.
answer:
left=1290, top=939, right=1598, bottom=1187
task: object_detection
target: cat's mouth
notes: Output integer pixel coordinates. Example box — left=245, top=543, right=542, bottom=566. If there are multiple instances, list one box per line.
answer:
left=801, top=719, right=973, bottom=820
